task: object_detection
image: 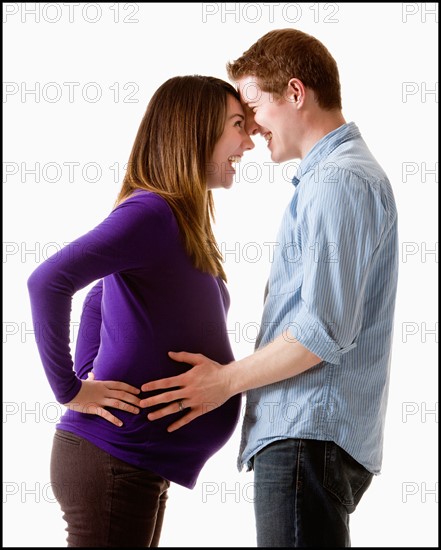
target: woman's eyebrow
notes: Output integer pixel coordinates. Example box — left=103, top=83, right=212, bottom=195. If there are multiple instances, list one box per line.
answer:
left=228, top=113, right=245, bottom=120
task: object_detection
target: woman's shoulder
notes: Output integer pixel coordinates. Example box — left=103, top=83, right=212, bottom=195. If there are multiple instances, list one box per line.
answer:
left=115, top=189, right=176, bottom=226
left=119, top=189, right=171, bottom=212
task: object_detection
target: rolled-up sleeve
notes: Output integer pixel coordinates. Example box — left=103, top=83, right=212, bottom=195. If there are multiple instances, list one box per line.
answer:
left=291, top=170, right=386, bottom=364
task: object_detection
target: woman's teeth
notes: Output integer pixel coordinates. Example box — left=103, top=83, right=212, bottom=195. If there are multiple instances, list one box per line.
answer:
left=228, top=155, right=241, bottom=163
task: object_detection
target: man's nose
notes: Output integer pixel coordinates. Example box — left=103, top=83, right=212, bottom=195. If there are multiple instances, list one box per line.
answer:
left=244, top=109, right=260, bottom=136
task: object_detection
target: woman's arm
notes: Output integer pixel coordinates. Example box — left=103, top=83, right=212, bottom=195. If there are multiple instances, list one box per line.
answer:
left=74, top=280, right=103, bottom=380
left=27, top=193, right=171, bottom=421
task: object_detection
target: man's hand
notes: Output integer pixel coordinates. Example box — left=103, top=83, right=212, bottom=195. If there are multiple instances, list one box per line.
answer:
left=140, top=352, right=231, bottom=432
left=63, top=372, right=141, bottom=427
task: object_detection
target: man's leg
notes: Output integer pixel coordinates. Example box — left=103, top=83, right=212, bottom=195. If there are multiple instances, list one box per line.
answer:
left=253, top=438, right=373, bottom=547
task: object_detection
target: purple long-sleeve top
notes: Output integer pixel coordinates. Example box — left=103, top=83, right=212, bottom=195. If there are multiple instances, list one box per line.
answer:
left=27, top=190, right=241, bottom=489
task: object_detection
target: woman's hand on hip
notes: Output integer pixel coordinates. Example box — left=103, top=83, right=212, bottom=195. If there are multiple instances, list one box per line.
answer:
left=63, top=372, right=141, bottom=427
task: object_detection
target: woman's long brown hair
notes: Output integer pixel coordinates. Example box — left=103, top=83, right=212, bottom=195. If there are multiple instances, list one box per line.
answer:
left=115, top=75, right=241, bottom=282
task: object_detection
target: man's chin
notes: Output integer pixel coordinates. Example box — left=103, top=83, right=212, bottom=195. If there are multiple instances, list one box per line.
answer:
left=271, top=150, right=292, bottom=164
left=269, top=150, right=281, bottom=163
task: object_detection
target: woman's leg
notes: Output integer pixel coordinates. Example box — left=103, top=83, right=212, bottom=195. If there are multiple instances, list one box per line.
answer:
left=50, top=429, right=170, bottom=547
left=150, top=490, right=168, bottom=547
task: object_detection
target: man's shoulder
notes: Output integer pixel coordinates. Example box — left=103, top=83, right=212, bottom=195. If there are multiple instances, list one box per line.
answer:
left=323, top=134, right=389, bottom=187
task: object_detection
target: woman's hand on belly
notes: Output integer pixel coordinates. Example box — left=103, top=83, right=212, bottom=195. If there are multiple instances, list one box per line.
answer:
left=63, top=372, right=142, bottom=427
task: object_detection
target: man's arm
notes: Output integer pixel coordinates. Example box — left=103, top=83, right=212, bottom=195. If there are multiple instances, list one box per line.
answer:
left=140, top=332, right=321, bottom=431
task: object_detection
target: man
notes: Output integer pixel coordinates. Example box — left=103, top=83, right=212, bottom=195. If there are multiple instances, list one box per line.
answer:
left=140, top=29, right=399, bottom=547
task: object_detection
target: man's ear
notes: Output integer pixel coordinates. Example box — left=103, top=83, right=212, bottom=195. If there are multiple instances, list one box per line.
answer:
left=287, top=78, right=306, bottom=106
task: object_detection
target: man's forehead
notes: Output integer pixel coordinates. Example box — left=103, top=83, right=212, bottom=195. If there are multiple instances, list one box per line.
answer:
left=236, top=77, right=262, bottom=103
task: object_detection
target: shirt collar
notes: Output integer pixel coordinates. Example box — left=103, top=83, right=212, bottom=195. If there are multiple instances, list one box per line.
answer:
left=291, top=122, right=360, bottom=187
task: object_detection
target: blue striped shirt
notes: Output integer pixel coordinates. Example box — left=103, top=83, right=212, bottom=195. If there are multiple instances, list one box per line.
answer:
left=238, top=122, right=399, bottom=474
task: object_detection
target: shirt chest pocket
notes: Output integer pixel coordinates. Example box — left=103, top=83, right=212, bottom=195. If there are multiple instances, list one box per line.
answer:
left=267, top=252, right=303, bottom=297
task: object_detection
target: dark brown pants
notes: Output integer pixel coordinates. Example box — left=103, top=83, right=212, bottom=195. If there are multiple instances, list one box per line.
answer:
left=50, top=429, right=170, bottom=547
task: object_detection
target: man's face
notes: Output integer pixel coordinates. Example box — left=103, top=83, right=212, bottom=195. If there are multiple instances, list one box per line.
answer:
left=237, top=76, right=300, bottom=163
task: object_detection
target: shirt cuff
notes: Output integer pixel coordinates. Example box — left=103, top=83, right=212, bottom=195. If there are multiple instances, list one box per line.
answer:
left=290, top=308, right=357, bottom=365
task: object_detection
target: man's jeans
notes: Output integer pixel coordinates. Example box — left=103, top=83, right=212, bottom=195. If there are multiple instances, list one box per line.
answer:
left=253, top=438, right=373, bottom=547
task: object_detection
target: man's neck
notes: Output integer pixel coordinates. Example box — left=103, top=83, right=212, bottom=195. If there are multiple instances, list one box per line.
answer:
left=300, top=110, right=346, bottom=159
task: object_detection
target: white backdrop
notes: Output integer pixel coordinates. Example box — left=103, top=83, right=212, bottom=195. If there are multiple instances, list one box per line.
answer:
left=3, top=2, right=438, bottom=547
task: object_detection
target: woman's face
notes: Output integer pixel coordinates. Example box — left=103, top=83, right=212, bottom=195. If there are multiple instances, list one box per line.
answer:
left=206, top=94, right=255, bottom=190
